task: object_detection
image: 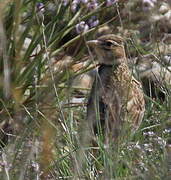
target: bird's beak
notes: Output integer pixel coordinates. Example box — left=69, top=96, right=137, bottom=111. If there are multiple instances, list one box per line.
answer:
left=86, top=40, right=100, bottom=47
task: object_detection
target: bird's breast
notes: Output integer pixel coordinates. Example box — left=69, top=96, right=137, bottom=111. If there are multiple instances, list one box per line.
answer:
left=98, top=63, right=145, bottom=129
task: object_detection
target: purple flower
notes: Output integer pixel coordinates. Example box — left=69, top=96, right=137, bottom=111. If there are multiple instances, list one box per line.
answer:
left=90, top=19, right=99, bottom=27
left=81, top=0, right=89, bottom=3
left=36, top=3, right=45, bottom=12
left=71, top=0, right=81, bottom=12
left=73, top=0, right=81, bottom=4
left=62, top=0, right=69, bottom=6
left=88, top=16, right=99, bottom=28
left=87, top=0, right=98, bottom=10
left=71, top=4, right=77, bottom=12
left=106, top=0, right=117, bottom=7
left=76, top=21, right=89, bottom=34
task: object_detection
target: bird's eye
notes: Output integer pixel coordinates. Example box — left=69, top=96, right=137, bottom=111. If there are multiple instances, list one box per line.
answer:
left=105, top=41, right=113, bottom=47
left=104, top=41, right=113, bottom=47
left=100, top=41, right=113, bottom=50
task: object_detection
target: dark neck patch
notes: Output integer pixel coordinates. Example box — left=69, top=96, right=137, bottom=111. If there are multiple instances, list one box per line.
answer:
left=99, top=63, right=119, bottom=72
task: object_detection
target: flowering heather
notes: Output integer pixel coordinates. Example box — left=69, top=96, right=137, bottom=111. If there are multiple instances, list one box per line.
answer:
left=106, top=0, right=117, bottom=7
left=36, top=2, right=45, bottom=12
left=72, top=0, right=118, bottom=33
left=88, top=16, right=99, bottom=28
left=63, top=0, right=117, bottom=12
left=72, top=0, right=100, bottom=33
left=62, top=0, right=69, bottom=6
left=35, top=1, right=119, bottom=34
left=76, top=21, right=89, bottom=34
left=81, top=0, right=89, bottom=4
left=87, top=0, right=99, bottom=10
left=71, top=0, right=80, bottom=12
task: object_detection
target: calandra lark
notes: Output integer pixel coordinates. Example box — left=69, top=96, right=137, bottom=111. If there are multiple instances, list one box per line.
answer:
left=86, top=34, right=145, bottom=141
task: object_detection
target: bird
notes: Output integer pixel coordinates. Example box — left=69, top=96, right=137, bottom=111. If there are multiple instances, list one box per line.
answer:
left=86, top=34, right=145, bottom=143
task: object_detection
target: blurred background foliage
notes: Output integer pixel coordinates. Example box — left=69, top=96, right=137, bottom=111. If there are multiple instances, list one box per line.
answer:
left=0, top=0, right=171, bottom=179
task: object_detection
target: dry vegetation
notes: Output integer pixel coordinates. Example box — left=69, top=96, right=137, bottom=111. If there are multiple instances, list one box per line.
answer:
left=0, top=0, right=171, bottom=179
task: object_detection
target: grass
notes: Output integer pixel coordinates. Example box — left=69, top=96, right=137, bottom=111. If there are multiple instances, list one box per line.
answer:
left=0, top=0, right=171, bottom=179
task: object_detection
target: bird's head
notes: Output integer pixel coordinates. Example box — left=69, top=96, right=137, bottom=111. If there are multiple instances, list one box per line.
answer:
left=87, top=34, right=126, bottom=65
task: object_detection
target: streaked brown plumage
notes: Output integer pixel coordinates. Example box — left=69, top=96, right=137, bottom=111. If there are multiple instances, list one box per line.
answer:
left=86, top=34, right=145, bottom=141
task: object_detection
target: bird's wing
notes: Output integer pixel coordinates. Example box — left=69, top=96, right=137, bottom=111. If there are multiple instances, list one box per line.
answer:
left=126, top=77, right=145, bottom=131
